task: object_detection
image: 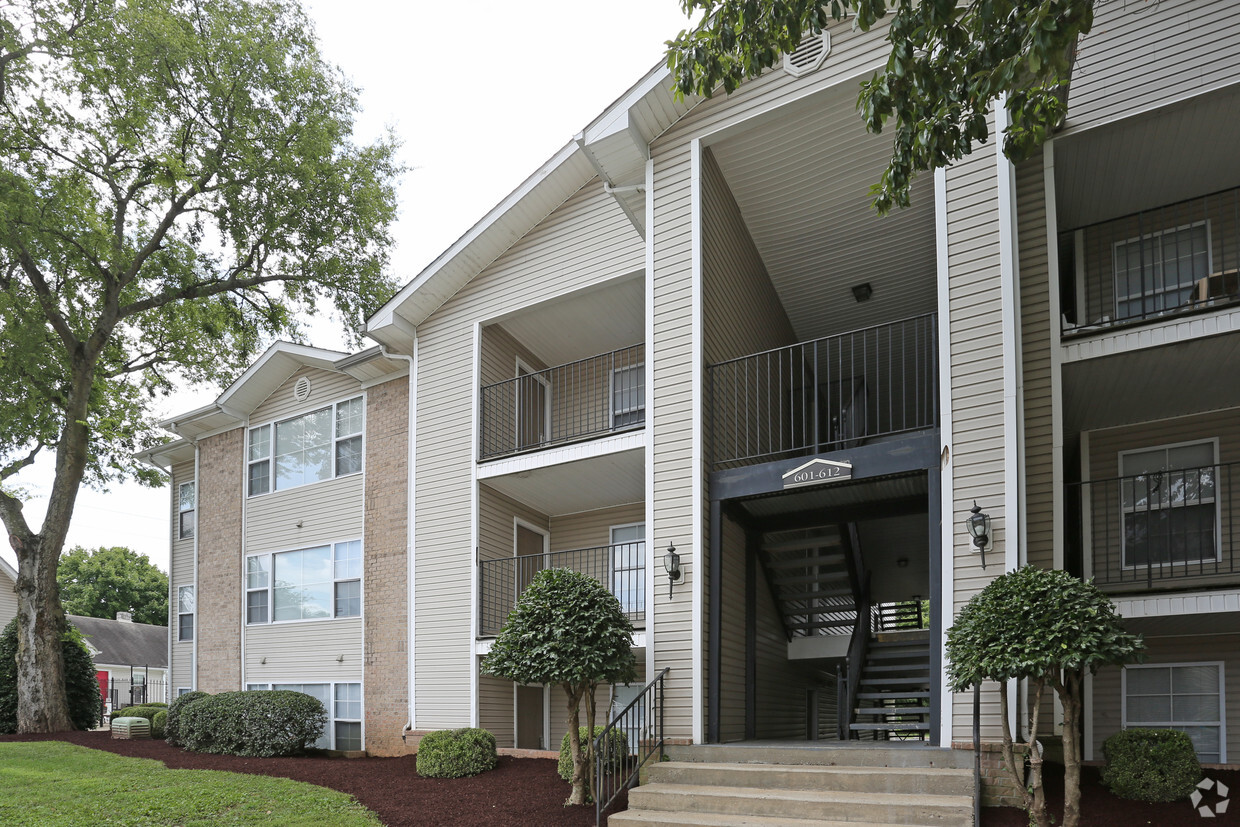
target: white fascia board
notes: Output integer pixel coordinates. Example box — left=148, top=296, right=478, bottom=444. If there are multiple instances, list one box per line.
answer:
left=473, top=631, right=646, bottom=657
left=135, top=438, right=194, bottom=470
left=215, top=341, right=347, bottom=411
left=579, top=64, right=673, bottom=147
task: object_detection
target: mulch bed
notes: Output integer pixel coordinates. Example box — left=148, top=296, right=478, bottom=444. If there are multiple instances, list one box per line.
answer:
left=1, top=731, right=622, bottom=826
left=982, top=761, right=1239, bottom=826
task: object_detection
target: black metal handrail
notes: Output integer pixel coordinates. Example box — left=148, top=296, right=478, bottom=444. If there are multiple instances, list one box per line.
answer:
left=477, top=543, right=646, bottom=637
left=708, top=313, right=938, bottom=469
left=1061, top=185, right=1240, bottom=336
left=594, top=667, right=670, bottom=827
left=874, top=599, right=929, bottom=631
left=479, top=344, right=644, bottom=461
left=1068, top=461, right=1236, bottom=590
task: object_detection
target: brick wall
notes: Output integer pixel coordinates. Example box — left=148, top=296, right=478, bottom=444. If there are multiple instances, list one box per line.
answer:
left=196, top=428, right=243, bottom=692
left=363, top=377, right=410, bottom=755
left=953, top=740, right=1031, bottom=808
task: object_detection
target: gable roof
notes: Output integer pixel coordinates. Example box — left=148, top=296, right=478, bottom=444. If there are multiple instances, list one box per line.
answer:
left=68, top=614, right=168, bottom=669
left=0, top=556, right=15, bottom=586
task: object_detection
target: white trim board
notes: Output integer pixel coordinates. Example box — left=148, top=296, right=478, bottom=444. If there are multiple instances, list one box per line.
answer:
left=477, top=431, right=645, bottom=480
left=1114, top=588, right=1240, bottom=619
left=1062, top=305, right=1240, bottom=364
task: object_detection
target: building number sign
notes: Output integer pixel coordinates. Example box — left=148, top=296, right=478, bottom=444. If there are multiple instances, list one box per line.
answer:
left=781, top=458, right=853, bottom=490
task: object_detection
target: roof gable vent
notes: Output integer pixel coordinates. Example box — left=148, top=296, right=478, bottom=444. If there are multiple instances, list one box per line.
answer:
left=784, top=31, right=831, bottom=77
left=293, top=375, right=312, bottom=402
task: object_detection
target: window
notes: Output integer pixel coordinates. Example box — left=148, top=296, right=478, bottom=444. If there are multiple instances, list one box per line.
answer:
left=1120, top=440, right=1218, bottom=568
left=178, top=482, right=195, bottom=540
left=1113, top=222, right=1210, bottom=321
left=246, top=682, right=362, bottom=750
left=610, top=523, right=645, bottom=616
left=177, top=586, right=195, bottom=642
left=1124, top=663, right=1225, bottom=763
left=611, top=364, right=645, bottom=428
left=246, top=541, right=362, bottom=624
left=248, top=396, right=364, bottom=496
left=177, top=687, right=192, bottom=697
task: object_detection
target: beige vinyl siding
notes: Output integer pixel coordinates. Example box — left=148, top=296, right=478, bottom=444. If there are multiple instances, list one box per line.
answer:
left=414, top=180, right=644, bottom=730
left=548, top=503, right=644, bottom=553
left=1084, top=408, right=1240, bottom=590
left=0, top=566, right=16, bottom=630
left=478, top=673, right=516, bottom=748
left=1091, top=633, right=1240, bottom=763
left=1018, top=158, right=1055, bottom=571
left=170, top=460, right=196, bottom=689
left=480, top=323, right=546, bottom=387
left=243, top=618, right=363, bottom=683
left=250, top=365, right=361, bottom=426
left=1068, top=0, right=1240, bottom=134
left=245, top=474, right=364, bottom=553
left=718, top=515, right=747, bottom=742
left=944, top=129, right=1010, bottom=742
left=479, top=485, right=549, bottom=562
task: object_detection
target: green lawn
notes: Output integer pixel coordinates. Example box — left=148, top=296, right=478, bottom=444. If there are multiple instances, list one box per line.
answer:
left=0, top=741, right=381, bottom=826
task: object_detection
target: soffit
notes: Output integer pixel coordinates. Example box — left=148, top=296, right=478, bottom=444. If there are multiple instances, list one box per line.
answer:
left=481, top=448, right=644, bottom=517
left=493, top=276, right=644, bottom=366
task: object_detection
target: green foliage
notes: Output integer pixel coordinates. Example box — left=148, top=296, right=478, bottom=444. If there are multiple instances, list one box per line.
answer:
left=0, top=617, right=100, bottom=734
left=666, top=0, right=1092, bottom=214
left=0, top=741, right=381, bottom=825
left=415, top=728, right=498, bottom=779
left=946, top=567, right=1143, bottom=691
left=112, top=705, right=166, bottom=737
left=1101, top=729, right=1201, bottom=802
left=151, top=709, right=168, bottom=739
left=165, top=690, right=209, bottom=747
left=57, top=546, right=169, bottom=626
left=179, top=690, right=325, bottom=757
left=558, top=727, right=628, bottom=782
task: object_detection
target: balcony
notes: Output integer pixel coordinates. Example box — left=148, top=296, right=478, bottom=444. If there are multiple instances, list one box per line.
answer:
left=479, top=344, right=644, bottom=461
left=707, top=314, right=938, bottom=470
left=1070, top=460, right=1239, bottom=593
left=1062, top=186, right=1240, bottom=337
left=477, top=542, right=646, bottom=637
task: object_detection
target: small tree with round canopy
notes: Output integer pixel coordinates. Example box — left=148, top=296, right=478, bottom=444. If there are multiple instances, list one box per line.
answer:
left=946, top=566, right=1144, bottom=827
left=481, top=568, right=637, bottom=806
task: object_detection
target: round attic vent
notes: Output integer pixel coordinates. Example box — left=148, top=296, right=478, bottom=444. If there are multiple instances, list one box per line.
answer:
left=784, top=30, right=831, bottom=77
left=293, top=376, right=312, bottom=402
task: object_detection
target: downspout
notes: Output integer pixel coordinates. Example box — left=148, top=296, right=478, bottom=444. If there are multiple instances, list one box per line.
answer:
left=603, top=182, right=646, bottom=196
left=191, top=441, right=200, bottom=691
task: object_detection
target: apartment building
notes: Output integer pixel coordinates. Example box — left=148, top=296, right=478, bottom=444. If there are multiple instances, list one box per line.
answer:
left=145, top=0, right=1238, bottom=772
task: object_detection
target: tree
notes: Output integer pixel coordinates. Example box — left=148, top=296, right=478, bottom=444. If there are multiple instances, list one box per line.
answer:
left=0, top=617, right=100, bottom=734
left=945, top=566, right=1144, bottom=827
left=666, top=0, right=1093, bottom=213
left=57, top=546, right=168, bottom=626
left=0, top=0, right=400, bottom=732
left=481, top=568, right=637, bottom=806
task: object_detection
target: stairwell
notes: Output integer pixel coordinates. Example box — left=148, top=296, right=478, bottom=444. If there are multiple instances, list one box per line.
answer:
left=850, top=630, right=932, bottom=740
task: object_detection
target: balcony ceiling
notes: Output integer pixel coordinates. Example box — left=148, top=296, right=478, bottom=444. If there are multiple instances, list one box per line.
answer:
left=480, top=445, right=643, bottom=516
left=707, top=82, right=938, bottom=344
left=494, top=275, right=644, bottom=366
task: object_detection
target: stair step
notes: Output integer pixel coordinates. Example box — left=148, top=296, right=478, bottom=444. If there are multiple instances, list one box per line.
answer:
left=609, top=812, right=918, bottom=827
left=776, top=587, right=853, bottom=602
left=646, top=762, right=972, bottom=797
left=765, top=552, right=845, bottom=570
left=762, top=535, right=840, bottom=553
left=866, top=647, right=930, bottom=660
left=856, top=691, right=931, bottom=700
left=851, top=722, right=931, bottom=731
left=784, top=618, right=856, bottom=631
left=854, top=706, right=931, bottom=716
left=863, top=664, right=930, bottom=674
left=858, top=676, right=930, bottom=687
left=664, top=743, right=971, bottom=769
left=770, top=572, right=850, bottom=588
left=627, top=784, right=972, bottom=825
left=872, top=631, right=930, bottom=644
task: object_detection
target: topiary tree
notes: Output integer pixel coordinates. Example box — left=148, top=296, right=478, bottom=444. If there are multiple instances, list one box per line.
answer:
left=1101, top=729, right=1200, bottom=802
left=481, top=568, right=637, bottom=806
left=946, top=566, right=1145, bottom=827
left=0, top=617, right=99, bottom=734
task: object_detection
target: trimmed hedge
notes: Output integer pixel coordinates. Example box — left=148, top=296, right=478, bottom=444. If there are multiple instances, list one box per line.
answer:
left=165, top=691, right=209, bottom=747
left=180, top=690, right=326, bottom=757
left=151, top=709, right=167, bottom=739
left=0, top=617, right=100, bottom=734
left=558, top=726, right=628, bottom=782
left=1102, top=729, right=1201, bottom=802
left=112, top=705, right=168, bottom=737
left=416, top=728, right=498, bottom=778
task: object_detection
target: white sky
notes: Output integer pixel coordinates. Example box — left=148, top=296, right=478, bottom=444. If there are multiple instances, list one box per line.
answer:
left=1, top=0, right=693, bottom=574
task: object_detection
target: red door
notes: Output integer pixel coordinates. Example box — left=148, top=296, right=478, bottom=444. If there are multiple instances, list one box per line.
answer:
left=96, top=671, right=108, bottom=701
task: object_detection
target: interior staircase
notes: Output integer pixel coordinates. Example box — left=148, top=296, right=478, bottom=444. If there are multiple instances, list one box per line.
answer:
left=850, top=630, right=932, bottom=740
left=609, top=744, right=974, bottom=827
left=762, top=526, right=859, bottom=640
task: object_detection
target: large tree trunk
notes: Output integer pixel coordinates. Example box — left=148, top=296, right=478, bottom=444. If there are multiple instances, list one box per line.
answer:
left=1059, top=670, right=1085, bottom=827
left=563, top=683, right=587, bottom=806
left=11, top=534, right=73, bottom=732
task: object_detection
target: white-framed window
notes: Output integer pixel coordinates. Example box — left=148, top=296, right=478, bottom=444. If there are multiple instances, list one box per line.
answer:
left=610, top=363, right=645, bottom=429
left=246, top=540, right=362, bottom=624
left=247, top=395, right=364, bottom=497
left=177, top=687, right=192, bottom=697
left=245, top=682, right=363, bottom=751
left=177, top=585, right=195, bottom=642
left=178, top=482, right=196, bottom=540
left=610, top=523, right=645, bottom=616
left=1113, top=221, right=1211, bottom=321
left=1123, top=662, right=1225, bottom=764
left=1119, top=439, right=1219, bottom=568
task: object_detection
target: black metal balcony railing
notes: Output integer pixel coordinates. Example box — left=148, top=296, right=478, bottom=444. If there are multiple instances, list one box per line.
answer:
left=1068, top=461, right=1237, bottom=591
left=479, top=345, right=644, bottom=461
left=708, top=313, right=938, bottom=469
left=1062, top=186, right=1240, bottom=336
left=478, top=542, right=646, bottom=637
left=594, top=667, right=669, bottom=827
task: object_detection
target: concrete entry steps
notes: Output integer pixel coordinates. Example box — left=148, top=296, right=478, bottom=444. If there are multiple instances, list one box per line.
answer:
left=609, top=744, right=974, bottom=827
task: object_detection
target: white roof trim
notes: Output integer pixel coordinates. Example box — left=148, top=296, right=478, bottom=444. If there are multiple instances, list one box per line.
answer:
left=215, top=341, right=347, bottom=411
left=0, top=555, right=16, bottom=584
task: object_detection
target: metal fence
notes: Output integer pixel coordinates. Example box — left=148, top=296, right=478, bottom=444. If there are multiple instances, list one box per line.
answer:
left=594, top=667, right=669, bottom=827
left=479, top=344, right=644, bottom=460
left=102, top=677, right=171, bottom=718
left=708, top=314, right=938, bottom=469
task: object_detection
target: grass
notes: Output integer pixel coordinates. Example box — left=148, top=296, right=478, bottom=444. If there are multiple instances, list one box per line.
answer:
left=0, top=741, right=381, bottom=826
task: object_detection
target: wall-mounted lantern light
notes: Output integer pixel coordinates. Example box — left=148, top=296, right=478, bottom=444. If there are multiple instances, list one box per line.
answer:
left=663, top=542, right=682, bottom=598
left=965, top=501, right=991, bottom=569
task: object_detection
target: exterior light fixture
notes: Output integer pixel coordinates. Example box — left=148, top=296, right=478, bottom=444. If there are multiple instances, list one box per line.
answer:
left=851, top=282, right=873, bottom=302
left=663, top=542, right=682, bottom=598
left=965, top=501, right=991, bottom=569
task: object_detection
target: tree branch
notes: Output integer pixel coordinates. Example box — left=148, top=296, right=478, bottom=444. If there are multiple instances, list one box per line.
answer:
left=0, top=444, right=43, bottom=483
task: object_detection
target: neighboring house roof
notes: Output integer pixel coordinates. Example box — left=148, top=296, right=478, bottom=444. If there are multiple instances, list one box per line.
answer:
left=68, top=614, right=168, bottom=669
left=0, top=556, right=15, bottom=585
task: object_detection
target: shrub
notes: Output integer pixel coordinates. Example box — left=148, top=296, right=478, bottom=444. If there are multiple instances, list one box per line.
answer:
left=1102, top=729, right=1201, bottom=802
left=165, top=691, right=209, bottom=747
left=416, top=728, right=498, bottom=778
left=112, top=705, right=166, bottom=734
left=144, top=702, right=169, bottom=709
left=0, top=617, right=101, bottom=734
left=150, top=709, right=168, bottom=739
left=180, top=690, right=326, bottom=757
left=558, top=727, right=628, bottom=782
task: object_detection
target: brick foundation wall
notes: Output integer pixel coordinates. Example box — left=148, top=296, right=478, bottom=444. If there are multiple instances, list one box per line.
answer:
left=196, top=429, right=243, bottom=692
left=953, top=740, right=1030, bottom=808
left=363, top=377, right=410, bottom=756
